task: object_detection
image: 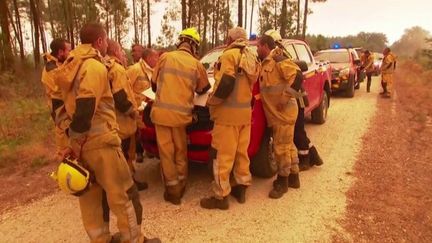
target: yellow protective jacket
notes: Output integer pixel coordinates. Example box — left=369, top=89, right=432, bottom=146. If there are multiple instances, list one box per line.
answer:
left=208, top=39, right=260, bottom=126
left=150, top=46, right=210, bottom=127
left=259, top=47, right=300, bottom=127
left=126, top=59, right=152, bottom=107
left=41, top=53, right=64, bottom=115
left=362, top=54, right=375, bottom=73
left=106, top=56, right=137, bottom=140
left=381, top=52, right=397, bottom=74
left=53, top=44, right=121, bottom=151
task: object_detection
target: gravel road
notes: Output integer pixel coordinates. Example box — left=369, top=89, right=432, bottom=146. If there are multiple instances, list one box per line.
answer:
left=0, top=79, right=380, bottom=243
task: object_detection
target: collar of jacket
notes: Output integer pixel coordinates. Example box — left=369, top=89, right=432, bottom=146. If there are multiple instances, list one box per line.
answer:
left=70, top=44, right=102, bottom=61
left=42, top=52, right=59, bottom=64
left=225, top=38, right=248, bottom=52
left=178, top=46, right=193, bottom=55
left=139, top=58, right=153, bottom=79
left=262, top=47, right=284, bottom=63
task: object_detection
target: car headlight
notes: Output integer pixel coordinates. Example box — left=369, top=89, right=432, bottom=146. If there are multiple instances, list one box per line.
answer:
left=339, top=68, right=350, bottom=78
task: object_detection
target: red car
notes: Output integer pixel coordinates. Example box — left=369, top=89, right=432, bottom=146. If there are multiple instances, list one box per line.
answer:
left=140, top=39, right=331, bottom=178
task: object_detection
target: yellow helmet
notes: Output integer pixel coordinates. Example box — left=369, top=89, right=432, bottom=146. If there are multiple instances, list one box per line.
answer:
left=179, top=27, right=201, bottom=46
left=264, top=29, right=282, bottom=43
left=50, top=157, right=91, bottom=196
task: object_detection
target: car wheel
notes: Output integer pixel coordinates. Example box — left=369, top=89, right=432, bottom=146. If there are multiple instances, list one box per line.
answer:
left=250, top=128, right=278, bottom=178
left=311, top=91, right=329, bottom=124
left=345, top=75, right=355, bottom=98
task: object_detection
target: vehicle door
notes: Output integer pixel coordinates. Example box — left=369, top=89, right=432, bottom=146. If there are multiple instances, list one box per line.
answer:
left=292, top=43, right=322, bottom=111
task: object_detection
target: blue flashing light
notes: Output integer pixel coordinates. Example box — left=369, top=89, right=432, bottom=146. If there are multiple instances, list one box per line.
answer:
left=332, top=43, right=341, bottom=49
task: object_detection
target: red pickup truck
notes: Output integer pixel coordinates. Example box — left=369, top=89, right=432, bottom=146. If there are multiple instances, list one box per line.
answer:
left=141, top=39, right=331, bottom=178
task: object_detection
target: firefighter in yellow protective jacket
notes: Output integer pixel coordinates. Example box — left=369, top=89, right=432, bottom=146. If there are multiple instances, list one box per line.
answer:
left=360, top=50, right=375, bottom=92
left=256, top=34, right=301, bottom=199
left=54, top=23, right=159, bottom=243
left=41, top=39, right=71, bottom=152
left=151, top=27, right=210, bottom=205
left=200, top=27, right=260, bottom=210
left=127, top=48, right=159, bottom=109
left=127, top=47, right=159, bottom=163
left=380, top=47, right=397, bottom=98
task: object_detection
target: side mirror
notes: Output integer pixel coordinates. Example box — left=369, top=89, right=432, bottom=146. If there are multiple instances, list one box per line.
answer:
left=294, top=60, right=308, bottom=72
left=353, top=59, right=361, bottom=65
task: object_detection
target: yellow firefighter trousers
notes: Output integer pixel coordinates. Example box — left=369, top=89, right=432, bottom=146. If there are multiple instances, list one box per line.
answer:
left=211, top=123, right=252, bottom=199
left=155, top=125, right=188, bottom=188
left=80, top=146, right=141, bottom=243
left=382, top=73, right=394, bottom=96
left=273, top=124, right=299, bottom=176
left=54, top=126, right=69, bottom=152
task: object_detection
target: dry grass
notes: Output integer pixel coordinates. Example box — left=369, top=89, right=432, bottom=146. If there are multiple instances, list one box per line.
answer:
left=0, top=68, right=55, bottom=174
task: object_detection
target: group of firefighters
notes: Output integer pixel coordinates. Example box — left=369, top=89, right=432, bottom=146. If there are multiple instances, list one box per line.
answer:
left=360, top=48, right=397, bottom=97
left=43, top=22, right=332, bottom=243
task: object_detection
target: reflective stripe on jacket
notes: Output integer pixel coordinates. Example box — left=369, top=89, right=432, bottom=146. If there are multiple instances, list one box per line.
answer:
left=259, top=48, right=300, bottom=126
left=209, top=39, right=259, bottom=126
left=150, top=46, right=209, bottom=127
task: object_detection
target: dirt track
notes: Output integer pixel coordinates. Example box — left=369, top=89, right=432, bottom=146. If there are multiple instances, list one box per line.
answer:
left=0, top=80, right=380, bottom=242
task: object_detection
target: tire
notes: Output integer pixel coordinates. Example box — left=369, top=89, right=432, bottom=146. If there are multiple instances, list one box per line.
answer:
left=311, top=91, right=329, bottom=124
left=345, top=75, right=355, bottom=98
left=250, top=128, right=278, bottom=178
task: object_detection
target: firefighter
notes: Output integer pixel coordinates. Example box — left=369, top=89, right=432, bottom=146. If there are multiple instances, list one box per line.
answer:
left=54, top=22, right=159, bottom=243
left=131, top=43, right=144, bottom=63
left=380, top=47, right=397, bottom=98
left=361, top=50, right=375, bottom=92
left=41, top=38, right=71, bottom=153
left=264, top=29, right=323, bottom=172
left=127, top=48, right=159, bottom=163
left=256, top=33, right=301, bottom=199
left=200, top=27, right=260, bottom=209
left=151, top=27, right=210, bottom=205
left=106, top=40, right=149, bottom=191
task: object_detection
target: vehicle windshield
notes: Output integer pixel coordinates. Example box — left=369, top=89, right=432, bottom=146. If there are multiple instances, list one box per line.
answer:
left=315, top=51, right=350, bottom=63
left=200, top=46, right=258, bottom=73
left=200, top=49, right=223, bottom=73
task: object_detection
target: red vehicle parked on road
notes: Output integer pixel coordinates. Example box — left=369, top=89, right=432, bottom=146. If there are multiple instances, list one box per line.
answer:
left=141, top=39, right=331, bottom=178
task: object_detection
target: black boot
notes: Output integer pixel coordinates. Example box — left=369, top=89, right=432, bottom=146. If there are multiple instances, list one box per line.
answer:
left=288, top=173, right=300, bottom=189
left=380, top=82, right=388, bottom=95
left=200, top=196, right=229, bottom=210
left=269, top=175, right=288, bottom=199
left=164, top=185, right=182, bottom=205
left=134, top=179, right=148, bottom=191
left=298, top=154, right=311, bottom=171
left=309, top=146, right=323, bottom=166
left=230, top=185, right=247, bottom=204
left=143, top=237, right=161, bottom=243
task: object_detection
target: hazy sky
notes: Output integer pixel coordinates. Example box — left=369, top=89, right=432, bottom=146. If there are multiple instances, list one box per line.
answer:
left=142, top=0, right=432, bottom=47
left=307, top=0, right=432, bottom=44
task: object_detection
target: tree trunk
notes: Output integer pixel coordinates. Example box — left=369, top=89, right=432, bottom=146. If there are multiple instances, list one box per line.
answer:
left=215, top=0, right=220, bottom=46
left=237, top=0, right=242, bottom=27
left=187, top=0, right=193, bottom=28
left=0, top=0, right=14, bottom=70
left=133, top=0, right=138, bottom=43
left=202, top=1, right=208, bottom=53
left=296, top=0, right=301, bottom=37
left=30, top=0, right=41, bottom=67
left=249, top=0, right=254, bottom=36
left=302, top=0, right=308, bottom=40
left=13, top=0, right=25, bottom=59
left=146, top=0, right=151, bottom=47
left=181, top=0, right=187, bottom=29
left=244, top=0, right=247, bottom=30
left=36, top=0, right=47, bottom=53
left=280, top=0, right=287, bottom=38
